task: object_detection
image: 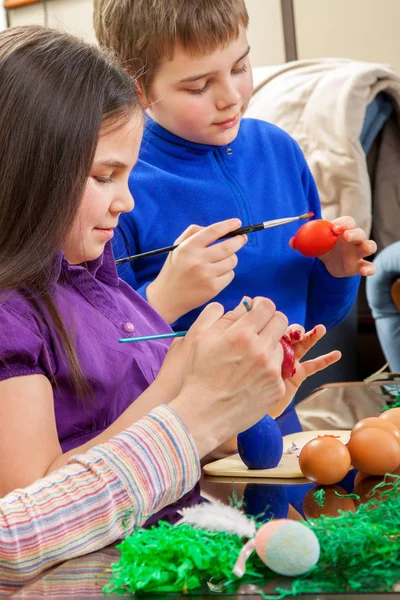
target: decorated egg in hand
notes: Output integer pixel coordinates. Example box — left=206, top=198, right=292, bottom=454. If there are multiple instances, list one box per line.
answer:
left=292, top=219, right=338, bottom=258
left=238, top=415, right=283, bottom=470
left=280, top=334, right=296, bottom=379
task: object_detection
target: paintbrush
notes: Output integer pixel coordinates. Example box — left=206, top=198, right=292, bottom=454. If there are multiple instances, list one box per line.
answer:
left=115, top=211, right=314, bottom=264
left=118, top=300, right=253, bottom=343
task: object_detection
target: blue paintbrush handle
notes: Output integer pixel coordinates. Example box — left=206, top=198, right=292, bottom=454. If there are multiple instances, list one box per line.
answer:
left=118, top=331, right=188, bottom=343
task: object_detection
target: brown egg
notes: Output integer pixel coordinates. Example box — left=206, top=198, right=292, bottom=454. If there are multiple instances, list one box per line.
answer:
left=351, top=417, right=400, bottom=443
left=379, top=407, right=400, bottom=430
left=303, top=485, right=356, bottom=519
left=299, top=436, right=351, bottom=485
left=347, top=428, right=400, bottom=475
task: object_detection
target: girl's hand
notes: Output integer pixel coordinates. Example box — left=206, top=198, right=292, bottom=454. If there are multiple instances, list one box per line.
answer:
left=317, top=216, right=377, bottom=278
left=146, top=219, right=247, bottom=323
left=268, top=324, right=342, bottom=418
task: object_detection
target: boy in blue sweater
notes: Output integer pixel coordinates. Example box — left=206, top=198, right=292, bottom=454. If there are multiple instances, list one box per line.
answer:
left=94, top=0, right=376, bottom=432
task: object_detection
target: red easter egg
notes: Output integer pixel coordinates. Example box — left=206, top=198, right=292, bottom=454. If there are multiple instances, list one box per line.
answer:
left=280, top=335, right=295, bottom=379
left=293, top=220, right=338, bottom=258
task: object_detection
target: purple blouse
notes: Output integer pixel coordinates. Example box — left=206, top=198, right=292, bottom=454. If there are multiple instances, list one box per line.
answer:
left=0, top=242, right=200, bottom=522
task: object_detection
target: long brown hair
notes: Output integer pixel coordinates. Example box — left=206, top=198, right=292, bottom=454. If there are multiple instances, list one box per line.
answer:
left=0, top=26, right=141, bottom=397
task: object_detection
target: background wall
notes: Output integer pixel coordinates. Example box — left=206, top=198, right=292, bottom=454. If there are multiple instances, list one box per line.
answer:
left=7, top=0, right=96, bottom=41
left=245, top=0, right=285, bottom=66
left=293, top=0, right=400, bottom=74
left=5, top=0, right=400, bottom=73
left=0, top=4, right=6, bottom=30
left=4, top=0, right=399, bottom=73
left=5, top=0, right=287, bottom=65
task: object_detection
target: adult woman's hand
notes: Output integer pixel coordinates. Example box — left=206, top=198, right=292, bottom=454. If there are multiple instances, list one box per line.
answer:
left=170, top=297, right=287, bottom=458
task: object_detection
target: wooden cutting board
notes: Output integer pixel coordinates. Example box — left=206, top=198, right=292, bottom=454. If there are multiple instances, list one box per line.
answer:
left=203, top=430, right=351, bottom=479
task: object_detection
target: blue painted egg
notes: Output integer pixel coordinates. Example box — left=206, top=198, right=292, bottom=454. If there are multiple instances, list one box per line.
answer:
left=237, top=415, right=283, bottom=470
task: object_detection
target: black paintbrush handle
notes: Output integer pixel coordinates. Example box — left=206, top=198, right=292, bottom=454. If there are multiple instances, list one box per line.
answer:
left=115, top=223, right=265, bottom=264
left=115, top=244, right=178, bottom=264
left=222, top=223, right=265, bottom=238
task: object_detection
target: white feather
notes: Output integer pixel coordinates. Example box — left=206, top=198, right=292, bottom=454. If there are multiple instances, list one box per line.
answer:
left=176, top=501, right=256, bottom=539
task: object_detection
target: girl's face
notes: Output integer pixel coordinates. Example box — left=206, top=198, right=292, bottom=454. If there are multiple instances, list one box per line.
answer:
left=61, top=112, right=143, bottom=264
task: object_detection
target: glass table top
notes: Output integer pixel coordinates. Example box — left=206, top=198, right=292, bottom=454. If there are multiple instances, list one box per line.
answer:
left=10, top=381, right=400, bottom=599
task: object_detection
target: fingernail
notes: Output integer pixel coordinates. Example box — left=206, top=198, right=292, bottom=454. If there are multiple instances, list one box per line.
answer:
left=243, top=299, right=252, bottom=312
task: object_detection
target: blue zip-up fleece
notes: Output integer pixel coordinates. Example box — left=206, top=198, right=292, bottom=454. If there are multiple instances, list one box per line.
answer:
left=114, top=117, right=360, bottom=334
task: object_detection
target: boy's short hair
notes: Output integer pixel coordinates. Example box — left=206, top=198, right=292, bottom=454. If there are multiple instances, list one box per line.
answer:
left=94, top=0, right=249, bottom=97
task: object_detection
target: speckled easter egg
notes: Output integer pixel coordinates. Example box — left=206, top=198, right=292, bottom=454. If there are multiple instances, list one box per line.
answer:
left=238, top=415, right=283, bottom=470
left=255, top=519, right=320, bottom=577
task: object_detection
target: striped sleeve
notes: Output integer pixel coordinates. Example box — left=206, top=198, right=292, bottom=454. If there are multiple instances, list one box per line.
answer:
left=0, top=405, right=200, bottom=593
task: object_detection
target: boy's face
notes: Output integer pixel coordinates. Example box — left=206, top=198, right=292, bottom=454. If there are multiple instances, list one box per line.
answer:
left=143, top=26, right=253, bottom=146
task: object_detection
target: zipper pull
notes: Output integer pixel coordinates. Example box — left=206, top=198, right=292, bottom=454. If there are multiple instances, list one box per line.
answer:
left=226, top=145, right=233, bottom=156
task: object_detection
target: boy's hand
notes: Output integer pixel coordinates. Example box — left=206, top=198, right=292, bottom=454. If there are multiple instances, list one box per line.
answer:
left=315, top=216, right=377, bottom=278
left=146, top=219, right=247, bottom=323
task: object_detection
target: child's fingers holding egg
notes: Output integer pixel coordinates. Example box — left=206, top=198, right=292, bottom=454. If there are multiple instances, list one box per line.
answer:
left=359, top=259, right=376, bottom=277
left=295, top=349, right=342, bottom=383
left=347, top=239, right=377, bottom=276
left=341, top=227, right=368, bottom=243
left=330, top=215, right=356, bottom=235
left=357, top=239, right=377, bottom=257
left=290, top=324, right=327, bottom=360
left=285, top=324, right=305, bottom=342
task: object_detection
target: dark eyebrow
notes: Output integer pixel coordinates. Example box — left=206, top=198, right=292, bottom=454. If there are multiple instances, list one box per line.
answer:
left=94, top=159, right=128, bottom=169
left=178, top=46, right=251, bottom=83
